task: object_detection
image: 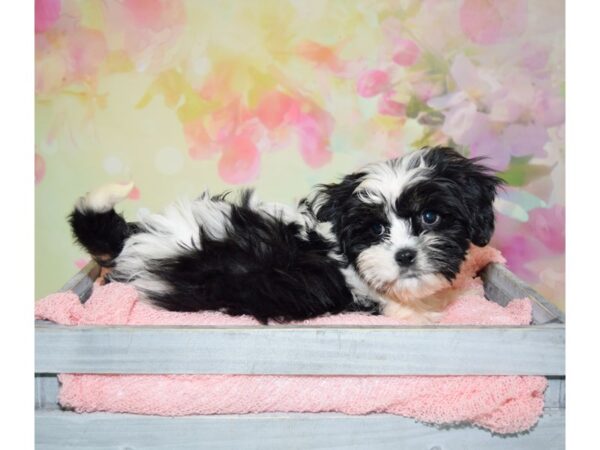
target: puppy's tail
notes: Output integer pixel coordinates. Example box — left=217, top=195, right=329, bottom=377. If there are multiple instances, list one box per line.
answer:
left=68, top=182, right=136, bottom=267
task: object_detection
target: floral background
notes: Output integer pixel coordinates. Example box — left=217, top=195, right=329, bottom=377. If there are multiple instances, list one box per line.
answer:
left=35, top=0, right=565, bottom=309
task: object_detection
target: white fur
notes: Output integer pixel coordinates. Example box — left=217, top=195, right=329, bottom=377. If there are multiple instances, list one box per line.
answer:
left=354, top=214, right=426, bottom=292
left=257, top=197, right=314, bottom=240
left=385, top=273, right=451, bottom=306
left=388, top=215, right=418, bottom=251
left=304, top=188, right=330, bottom=218
left=341, top=264, right=451, bottom=324
left=340, top=265, right=379, bottom=307
left=352, top=207, right=452, bottom=321
left=76, top=182, right=134, bottom=213
left=111, top=194, right=233, bottom=296
left=354, top=153, right=432, bottom=207
left=381, top=286, right=457, bottom=324
left=110, top=191, right=336, bottom=298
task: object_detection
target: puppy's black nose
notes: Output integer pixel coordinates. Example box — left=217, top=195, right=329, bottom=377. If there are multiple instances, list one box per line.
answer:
left=395, top=248, right=417, bottom=266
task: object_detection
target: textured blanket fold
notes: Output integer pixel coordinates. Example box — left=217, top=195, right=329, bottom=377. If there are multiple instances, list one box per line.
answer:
left=35, top=246, right=547, bottom=434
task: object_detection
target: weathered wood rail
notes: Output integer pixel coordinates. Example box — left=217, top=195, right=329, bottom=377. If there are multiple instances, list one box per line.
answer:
left=35, top=262, right=565, bottom=449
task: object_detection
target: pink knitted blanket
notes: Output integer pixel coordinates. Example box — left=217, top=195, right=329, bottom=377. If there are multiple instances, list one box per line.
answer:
left=35, top=246, right=547, bottom=434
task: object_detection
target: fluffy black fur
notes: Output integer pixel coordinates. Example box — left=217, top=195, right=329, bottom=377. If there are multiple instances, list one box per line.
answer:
left=68, top=208, right=135, bottom=267
left=307, top=147, right=503, bottom=284
left=131, top=192, right=369, bottom=324
left=307, top=173, right=385, bottom=263
left=420, top=147, right=502, bottom=247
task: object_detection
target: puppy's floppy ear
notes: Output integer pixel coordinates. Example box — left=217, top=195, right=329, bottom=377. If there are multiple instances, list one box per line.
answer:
left=306, top=172, right=366, bottom=223
left=423, top=147, right=504, bottom=247
left=466, top=165, right=503, bottom=247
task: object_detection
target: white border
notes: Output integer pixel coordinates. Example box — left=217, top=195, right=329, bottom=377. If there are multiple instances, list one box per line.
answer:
left=0, top=0, right=34, bottom=448
left=566, top=1, right=599, bottom=448
left=4, top=1, right=586, bottom=448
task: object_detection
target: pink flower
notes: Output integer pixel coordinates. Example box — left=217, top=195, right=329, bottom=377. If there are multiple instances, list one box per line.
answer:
left=35, top=0, right=61, bottom=34
left=427, top=54, right=557, bottom=169
left=296, top=41, right=342, bottom=71
left=491, top=214, right=546, bottom=283
left=392, top=39, right=421, bottom=66
left=378, top=95, right=407, bottom=117
left=434, top=96, right=478, bottom=145
left=488, top=96, right=524, bottom=123
left=66, top=28, right=108, bottom=81
left=381, top=17, right=404, bottom=44
left=525, top=206, right=565, bottom=254
left=293, top=110, right=333, bottom=168
left=124, top=0, right=169, bottom=31
left=198, top=68, right=229, bottom=102
left=495, top=234, right=545, bottom=283
left=255, top=91, right=298, bottom=130
left=36, top=25, right=109, bottom=93
left=218, top=133, right=261, bottom=185
left=468, top=134, right=510, bottom=171
left=204, top=100, right=242, bottom=144
left=519, top=43, right=550, bottom=72
left=486, top=73, right=535, bottom=122
left=532, top=94, right=565, bottom=128
left=35, top=36, right=68, bottom=94
left=108, top=0, right=186, bottom=72
left=35, top=153, right=46, bottom=184
left=356, top=70, right=390, bottom=98
left=459, top=0, right=528, bottom=45
left=183, top=119, right=218, bottom=160
left=491, top=205, right=565, bottom=284
left=449, top=54, right=495, bottom=96
left=502, top=124, right=548, bottom=158
left=411, top=80, right=444, bottom=102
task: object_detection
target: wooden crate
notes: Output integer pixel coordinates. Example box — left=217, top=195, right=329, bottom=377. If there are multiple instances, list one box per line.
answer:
left=35, top=262, right=565, bottom=449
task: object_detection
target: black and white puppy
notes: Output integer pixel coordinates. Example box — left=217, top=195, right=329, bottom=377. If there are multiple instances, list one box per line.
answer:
left=69, top=147, right=502, bottom=324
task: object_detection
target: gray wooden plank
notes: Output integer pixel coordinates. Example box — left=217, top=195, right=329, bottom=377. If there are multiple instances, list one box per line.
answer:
left=35, top=409, right=565, bottom=450
left=35, top=321, right=565, bottom=375
left=544, top=377, right=565, bottom=409
left=481, top=263, right=565, bottom=325
left=59, top=260, right=100, bottom=302
left=34, top=374, right=60, bottom=411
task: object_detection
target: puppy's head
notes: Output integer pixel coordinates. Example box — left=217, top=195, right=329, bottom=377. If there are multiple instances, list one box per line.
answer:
left=312, top=147, right=503, bottom=303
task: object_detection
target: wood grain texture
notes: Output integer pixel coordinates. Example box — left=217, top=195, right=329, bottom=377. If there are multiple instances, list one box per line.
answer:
left=59, top=260, right=99, bottom=302
left=35, top=409, right=565, bottom=450
left=36, top=262, right=565, bottom=448
left=35, top=321, right=564, bottom=375
left=34, top=374, right=60, bottom=411
left=480, top=263, right=564, bottom=325
left=36, top=261, right=566, bottom=375
left=544, top=377, right=565, bottom=409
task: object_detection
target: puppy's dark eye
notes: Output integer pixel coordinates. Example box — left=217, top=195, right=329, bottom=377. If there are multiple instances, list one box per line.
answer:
left=371, top=223, right=386, bottom=236
left=421, top=210, right=440, bottom=226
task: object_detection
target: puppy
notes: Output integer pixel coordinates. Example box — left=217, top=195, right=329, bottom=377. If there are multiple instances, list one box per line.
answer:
left=69, top=147, right=502, bottom=324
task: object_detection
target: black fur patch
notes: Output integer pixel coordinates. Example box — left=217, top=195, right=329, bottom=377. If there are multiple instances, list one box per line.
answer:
left=306, top=172, right=390, bottom=265
left=304, top=147, right=503, bottom=282
left=420, top=147, right=504, bottom=247
left=68, top=208, right=134, bottom=266
left=132, top=194, right=366, bottom=324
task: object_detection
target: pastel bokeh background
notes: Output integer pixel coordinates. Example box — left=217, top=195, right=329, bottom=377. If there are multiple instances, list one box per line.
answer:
left=35, top=0, right=565, bottom=309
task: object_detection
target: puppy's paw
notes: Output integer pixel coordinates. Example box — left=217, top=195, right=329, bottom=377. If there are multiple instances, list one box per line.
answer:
left=76, top=181, right=135, bottom=213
